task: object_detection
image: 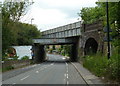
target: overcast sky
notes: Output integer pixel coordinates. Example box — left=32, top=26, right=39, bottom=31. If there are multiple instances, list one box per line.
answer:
left=15, top=0, right=98, bottom=31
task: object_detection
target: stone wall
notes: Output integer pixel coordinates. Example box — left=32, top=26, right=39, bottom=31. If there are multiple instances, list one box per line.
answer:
left=2, top=60, right=31, bottom=69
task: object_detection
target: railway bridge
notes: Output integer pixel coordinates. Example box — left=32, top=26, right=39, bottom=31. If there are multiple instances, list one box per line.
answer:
left=32, top=20, right=105, bottom=63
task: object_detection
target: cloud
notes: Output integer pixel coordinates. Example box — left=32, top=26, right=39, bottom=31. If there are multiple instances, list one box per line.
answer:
left=21, top=0, right=97, bottom=31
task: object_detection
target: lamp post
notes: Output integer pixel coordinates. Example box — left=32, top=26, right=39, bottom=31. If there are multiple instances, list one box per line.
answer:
left=106, top=1, right=110, bottom=59
left=31, top=18, right=34, bottom=24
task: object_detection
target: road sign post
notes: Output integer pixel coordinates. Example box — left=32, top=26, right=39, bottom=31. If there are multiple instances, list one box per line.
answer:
left=106, top=1, right=110, bottom=59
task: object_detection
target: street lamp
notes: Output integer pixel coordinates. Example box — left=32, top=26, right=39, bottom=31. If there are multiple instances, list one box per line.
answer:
left=31, top=18, right=34, bottom=24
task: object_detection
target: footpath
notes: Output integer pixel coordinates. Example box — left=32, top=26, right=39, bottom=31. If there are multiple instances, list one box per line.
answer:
left=72, top=62, right=106, bottom=85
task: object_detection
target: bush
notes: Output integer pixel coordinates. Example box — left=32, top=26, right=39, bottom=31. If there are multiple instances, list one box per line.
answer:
left=83, top=47, right=120, bottom=82
left=2, top=66, right=14, bottom=72
left=30, top=61, right=35, bottom=64
left=21, top=56, right=29, bottom=60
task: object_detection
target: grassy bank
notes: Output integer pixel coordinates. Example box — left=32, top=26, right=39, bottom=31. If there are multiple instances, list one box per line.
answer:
left=2, top=65, right=14, bottom=72
left=2, top=60, right=35, bottom=72
left=82, top=47, right=120, bottom=83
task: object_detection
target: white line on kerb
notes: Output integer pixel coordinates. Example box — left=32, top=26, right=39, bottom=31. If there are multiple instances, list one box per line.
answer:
left=21, top=75, right=30, bottom=81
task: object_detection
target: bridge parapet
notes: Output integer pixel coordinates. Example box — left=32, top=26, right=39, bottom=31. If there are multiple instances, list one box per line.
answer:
left=42, top=21, right=81, bottom=38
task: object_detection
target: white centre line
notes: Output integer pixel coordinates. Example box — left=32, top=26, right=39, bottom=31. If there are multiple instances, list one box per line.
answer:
left=12, top=83, right=16, bottom=85
left=36, top=71, right=39, bottom=73
left=64, top=74, right=66, bottom=77
left=21, top=75, right=30, bottom=81
left=67, top=70, right=68, bottom=73
left=67, top=81, right=69, bottom=85
left=67, top=74, right=68, bottom=79
left=51, top=63, right=54, bottom=65
left=66, top=62, right=68, bottom=66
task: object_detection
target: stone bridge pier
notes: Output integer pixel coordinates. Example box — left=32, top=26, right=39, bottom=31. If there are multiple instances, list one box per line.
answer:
left=70, top=38, right=80, bottom=62
left=32, top=44, right=46, bottom=63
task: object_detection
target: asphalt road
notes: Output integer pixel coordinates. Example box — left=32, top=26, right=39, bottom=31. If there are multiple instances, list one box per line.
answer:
left=2, top=54, right=87, bottom=85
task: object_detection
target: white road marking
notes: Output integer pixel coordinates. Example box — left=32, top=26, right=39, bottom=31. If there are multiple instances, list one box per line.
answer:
left=12, top=83, right=16, bottom=85
left=51, top=63, right=54, bottom=65
left=67, top=70, right=68, bottom=73
left=36, top=71, right=39, bottom=73
left=44, top=67, right=47, bottom=68
left=64, top=74, right=66, bottom=77
left=67, top=74, right=68, bottom=79
left=40, top=68, right=44, bottom=71
left=37, top=63, right=54, bottom=71
left=66, top=62, right=68, bottom=66
left=21, top=75, right=30, bottom=81
left=62, top=57, right=65, bottom=60
left=31, top=64, right=37, bottom=67
left=67, top=81, right=69, bottom=84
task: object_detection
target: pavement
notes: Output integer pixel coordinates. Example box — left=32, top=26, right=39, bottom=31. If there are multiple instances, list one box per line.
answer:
left=1, top=54, right=105, bottom=85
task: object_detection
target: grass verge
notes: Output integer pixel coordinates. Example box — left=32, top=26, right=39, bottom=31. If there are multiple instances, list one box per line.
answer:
left=82, top=47, right=120, bottom=83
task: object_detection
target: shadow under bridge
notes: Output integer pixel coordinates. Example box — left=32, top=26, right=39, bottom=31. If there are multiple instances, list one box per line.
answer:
left=32, top=37, right=79, bottom=63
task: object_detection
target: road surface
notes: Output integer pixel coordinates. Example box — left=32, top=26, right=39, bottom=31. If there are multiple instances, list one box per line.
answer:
left=2, top=54, right=88, bottom=85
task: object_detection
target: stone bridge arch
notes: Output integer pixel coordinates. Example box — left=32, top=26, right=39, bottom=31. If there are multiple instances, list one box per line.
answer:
left=84, top=37, right=98, bottom=55
left=82, top=20, right=104, bottom=55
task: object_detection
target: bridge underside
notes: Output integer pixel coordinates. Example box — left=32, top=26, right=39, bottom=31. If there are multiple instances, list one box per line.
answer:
left=32, top=37, right=79, bottom=63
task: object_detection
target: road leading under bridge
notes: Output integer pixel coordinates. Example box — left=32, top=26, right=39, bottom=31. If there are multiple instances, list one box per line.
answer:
left=2, top=54, right=104, bottom=85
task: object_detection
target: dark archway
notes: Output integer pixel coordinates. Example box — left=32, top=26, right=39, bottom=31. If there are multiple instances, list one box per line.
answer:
left=84, top=38, right=98, bottom=55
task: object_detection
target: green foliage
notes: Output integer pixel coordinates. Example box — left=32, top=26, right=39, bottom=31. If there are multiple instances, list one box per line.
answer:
left=2, top=1, right=41, bottom=56
left=30, top=61, right=35, bottom=64
left=78, top=6, right=105, bottom=24
left=16, top=23, right=41, bottom=45
left=60, top=45, right=71, bottom=56
left=83, top=54, right=108, bottom=77
left=83, top=47, right=120, bottom=82
left=2, top=65, right=14, bottom=72
left=79, top=4, right=120, bottom=82
left=11, top=56, right=19, bottom=60
left=3, top=55, right=19, bottom=61
left=78, top=2, right=120, bottom=48
left=21, top=56, right=29, bottom=60
left=52, top=45, right=56, bottom=50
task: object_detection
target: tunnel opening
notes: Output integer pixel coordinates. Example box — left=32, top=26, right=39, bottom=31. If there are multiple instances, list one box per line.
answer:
left=33, top=43, right=79, bottom=63
left=84, top=38, right=98, bottom=55
left=45, top=44, right=71, bottom=61
left=44, top=44, right=78, bottom=62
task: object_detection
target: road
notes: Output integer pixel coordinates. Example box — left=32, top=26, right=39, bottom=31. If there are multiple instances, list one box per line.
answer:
left=2, top=54, right=88, bottom=85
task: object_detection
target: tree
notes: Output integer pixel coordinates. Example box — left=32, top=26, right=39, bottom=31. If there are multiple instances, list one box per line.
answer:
left=78, top=6, right=105, bottom=24
left=16, top=23, right=41, bottom=45
left=2, top=1, right=33, bottom=54
left=78, top=2, right=120, bottom=47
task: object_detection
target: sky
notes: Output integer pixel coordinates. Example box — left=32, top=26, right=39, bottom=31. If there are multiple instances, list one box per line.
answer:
left=20, top=0, right=98, bottom=31
left=1, top=0, right=98, bottom=31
